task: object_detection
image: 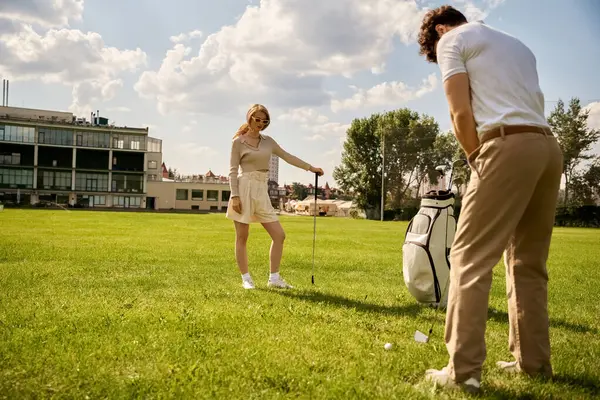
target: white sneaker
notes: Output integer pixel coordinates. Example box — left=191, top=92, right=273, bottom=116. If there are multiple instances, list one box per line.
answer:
left=425, top=366, right=480, bottom=394
left=267, top=276, right=293, bottom=289
left=497, top=360, right=521, bottom=373
left=242, top=277, right=255, bottom=289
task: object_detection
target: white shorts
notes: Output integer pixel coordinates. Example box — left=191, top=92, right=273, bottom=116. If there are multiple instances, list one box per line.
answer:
left=226, top=171, right=279, bottom=225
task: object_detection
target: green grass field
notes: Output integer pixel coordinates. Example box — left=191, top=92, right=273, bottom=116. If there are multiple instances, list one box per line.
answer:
left=1, top=209, right=599, bottom=399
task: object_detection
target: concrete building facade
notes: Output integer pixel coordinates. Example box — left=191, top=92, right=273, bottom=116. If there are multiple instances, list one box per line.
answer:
left=269, top=154, right=279, bottom=184
left=0, top=106, right=162, bottom=208
left=147, top=178, right=231, bottom=211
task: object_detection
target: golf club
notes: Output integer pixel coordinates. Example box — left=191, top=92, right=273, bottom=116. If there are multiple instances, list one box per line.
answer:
left=414, top=277, right=451, bottom=343
left=414, top=158, right=467, bottom=343
left=311, top=172, right=318, bottom=285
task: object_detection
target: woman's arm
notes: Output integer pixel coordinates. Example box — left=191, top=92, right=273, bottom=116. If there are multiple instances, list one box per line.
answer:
left=229, top=140, right=241, bottom=197
left=269, top=137, right=311, bottom=171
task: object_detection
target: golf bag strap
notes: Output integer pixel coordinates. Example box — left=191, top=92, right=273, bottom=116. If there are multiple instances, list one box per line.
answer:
left=479, top=125, right=553, bottom=144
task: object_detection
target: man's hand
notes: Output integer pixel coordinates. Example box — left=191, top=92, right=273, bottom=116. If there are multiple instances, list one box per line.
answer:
left=444, top=73, right=479, bottom=155
left=310, top=166, right=324, bottom=176
left=231, top=196, right=242, bottom=214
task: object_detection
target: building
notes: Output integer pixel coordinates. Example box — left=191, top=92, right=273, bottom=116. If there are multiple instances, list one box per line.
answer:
left=147, top=170, right=231, bottom=211
left=269, top=154, right=279, bottom=183
left=0, top=105, right=162, bottom=208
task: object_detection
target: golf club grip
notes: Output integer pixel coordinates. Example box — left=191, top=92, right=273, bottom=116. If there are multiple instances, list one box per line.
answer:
left=315, top=173, right=318, bottom=200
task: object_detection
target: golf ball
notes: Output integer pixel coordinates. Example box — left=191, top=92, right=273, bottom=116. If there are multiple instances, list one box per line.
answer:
left=384, top=343, right=393, bottom=350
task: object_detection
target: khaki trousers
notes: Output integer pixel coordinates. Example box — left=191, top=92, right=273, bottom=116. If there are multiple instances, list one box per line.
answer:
left=445, top=129, right=563, bottom=383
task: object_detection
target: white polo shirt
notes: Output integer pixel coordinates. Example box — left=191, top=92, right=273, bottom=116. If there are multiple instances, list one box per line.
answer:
left=436, top=21, right=550, bottom=136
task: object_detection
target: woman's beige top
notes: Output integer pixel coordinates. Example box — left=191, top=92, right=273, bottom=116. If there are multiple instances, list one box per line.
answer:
left=229, top=134, right=311, bottom=197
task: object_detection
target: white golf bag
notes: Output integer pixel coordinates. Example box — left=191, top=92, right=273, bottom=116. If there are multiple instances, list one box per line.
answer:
left=402, top=189, right=456, bottom=307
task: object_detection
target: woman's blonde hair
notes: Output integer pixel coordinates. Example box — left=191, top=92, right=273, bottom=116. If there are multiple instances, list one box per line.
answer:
left=233, top=103, right=270, bottom=139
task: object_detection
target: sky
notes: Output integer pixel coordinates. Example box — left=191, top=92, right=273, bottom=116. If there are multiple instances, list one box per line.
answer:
left=1, top=0, right=599, bottom=187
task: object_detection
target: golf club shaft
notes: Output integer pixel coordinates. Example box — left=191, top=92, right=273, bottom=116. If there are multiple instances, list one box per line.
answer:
left=312, top=172, right=318, bottom=284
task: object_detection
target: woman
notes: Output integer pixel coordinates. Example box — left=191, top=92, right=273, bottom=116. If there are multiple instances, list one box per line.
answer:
left=227, top=104, right=324, bottom=290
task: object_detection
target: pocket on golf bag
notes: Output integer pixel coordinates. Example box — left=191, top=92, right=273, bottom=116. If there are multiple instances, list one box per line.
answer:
left=403, top=242, right=440, bottom=303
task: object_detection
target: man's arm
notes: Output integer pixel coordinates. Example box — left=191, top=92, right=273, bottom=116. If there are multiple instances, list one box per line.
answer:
left=436, top=34, right=479, bottom=156
left=443, top=73, right=479, bottom=156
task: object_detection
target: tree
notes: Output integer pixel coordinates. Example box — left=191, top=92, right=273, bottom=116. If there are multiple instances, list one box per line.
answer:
left=333, top=113, right=382, bottom=218
left=569, top=158, right=600, bottom=206
left=290, top=182, right=308, bottom=200
left=333, top=108, right=440, bottom=219
left=548, top=97, right=600, bottom=206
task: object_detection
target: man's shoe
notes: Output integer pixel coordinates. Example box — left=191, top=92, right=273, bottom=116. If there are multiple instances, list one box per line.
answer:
left=496, top=360, right=521, bottom=373
left=425, top=367, right=481, bottom=394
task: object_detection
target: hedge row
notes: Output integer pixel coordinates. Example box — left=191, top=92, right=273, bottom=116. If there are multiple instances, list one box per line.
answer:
left=384, top=205, right=600, bottom=228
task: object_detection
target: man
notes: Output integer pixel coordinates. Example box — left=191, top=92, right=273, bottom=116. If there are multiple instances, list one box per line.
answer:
left=417, top=5, right=563, bottom=393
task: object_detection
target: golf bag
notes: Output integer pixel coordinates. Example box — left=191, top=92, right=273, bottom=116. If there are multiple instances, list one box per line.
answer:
left=402, top=189, right=456, bottom=307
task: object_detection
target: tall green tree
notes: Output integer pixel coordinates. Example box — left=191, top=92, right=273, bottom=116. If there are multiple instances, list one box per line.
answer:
left=333, top=113, right=382, bottom=218
left=333, top=108, right=440, bottom=218
left=290, top=182, right=308, bottom=200
left=548, top=97, right=600, bottom=205
left=569, top=158, right=600, bottom=206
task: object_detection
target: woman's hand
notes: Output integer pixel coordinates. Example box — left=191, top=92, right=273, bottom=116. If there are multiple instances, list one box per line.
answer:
left=231, top=196, right=242, bottom=213
left=310, top=166, right=324, bottom=176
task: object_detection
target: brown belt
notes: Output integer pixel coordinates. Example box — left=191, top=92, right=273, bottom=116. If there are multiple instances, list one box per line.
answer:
left=479, top=125, right=553, bottom=144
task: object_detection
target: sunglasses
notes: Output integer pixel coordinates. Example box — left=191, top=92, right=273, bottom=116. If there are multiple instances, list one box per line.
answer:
left=251, top=116, right=270, bottom=126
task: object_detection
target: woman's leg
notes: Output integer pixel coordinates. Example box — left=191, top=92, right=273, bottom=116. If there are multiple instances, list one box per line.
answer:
left=234, top=221, right=250, bottom=274
left=261, top=221, right=286, bottom=273
left=262, top=221, right=292, bottom=288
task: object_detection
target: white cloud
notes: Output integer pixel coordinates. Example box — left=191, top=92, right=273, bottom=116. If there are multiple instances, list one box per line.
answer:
left=452, top=0, right=506, bottom=21
left=279, top=107, right=350, bottom=139
left=0, top=0, right=84, bottom=28
left=278, top=107, right=329, bottom=124
left=585, top=102, right=600, bottom=131
left=330, top=73, right=438, bottom=112
left=0, top=1, right=147, bottom=116
left=170, top=30, right=203, bottom=44
left=107, top=106, right=132, bottom=112
left=165, top=142, right=220, bottom=175
left=305, top=134, right=326, bottom=141
left=135, top=0, right=433, bottom=116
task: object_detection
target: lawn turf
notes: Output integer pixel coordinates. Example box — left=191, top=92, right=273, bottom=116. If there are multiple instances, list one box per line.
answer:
left=0, top=209, right=599, bottom=399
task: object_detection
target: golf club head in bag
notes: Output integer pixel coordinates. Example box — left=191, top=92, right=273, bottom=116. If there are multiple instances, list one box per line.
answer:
left=447, top=158, right=468, bottom=191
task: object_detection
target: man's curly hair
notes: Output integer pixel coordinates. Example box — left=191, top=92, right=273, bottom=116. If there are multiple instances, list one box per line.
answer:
left=418, top=5, right=468, bottom=64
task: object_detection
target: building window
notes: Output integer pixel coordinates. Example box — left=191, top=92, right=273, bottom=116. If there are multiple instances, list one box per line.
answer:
left=112, top=174, right=143, bottom=193
left=113, top=195, right=141, bottom=208
left=38, top=171, right=71, bottom=190
left=176, top=189, right=188, bottom=200
left=0, top=125, right=35, bottom=143
left=221, top=190, right=231, bottom=202
left=191, top=205, right=199, bottom=210
left=0, top=153, right=21, bottom=165
left=147, top=137, right=162, bottom=153
left=112, top=134, right=146, bottom=150
left=148, top=160, right=157, bottom=169
left=207, top=190, right=218, bottom=201
left=75, top=131, right=110, bottom=148
left=210, top=206, right=218, bottom=210
left=148, top=174, right=157, bottom=181
left=191, top=189, right=203, bottom=201
left=75, top=172, right=108, bottom=192
left=0, top=168, right=33, bottom=188
left=37, top=128, right=72, bottom=145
